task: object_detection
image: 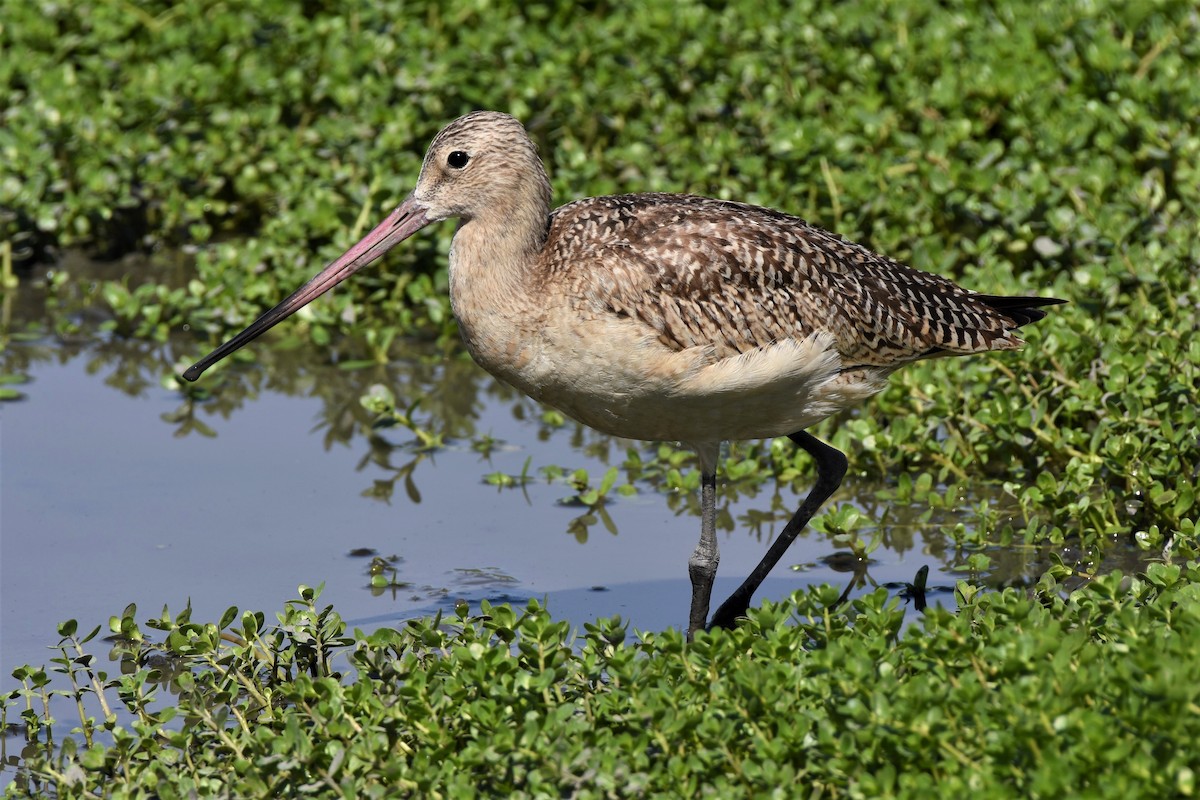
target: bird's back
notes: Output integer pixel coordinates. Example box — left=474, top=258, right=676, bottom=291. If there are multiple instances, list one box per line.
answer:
left=541, top=193, right=1060, bottom=370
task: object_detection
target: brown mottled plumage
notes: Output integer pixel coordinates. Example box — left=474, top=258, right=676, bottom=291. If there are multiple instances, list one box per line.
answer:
left=184, top=111, right=1063, bottom=638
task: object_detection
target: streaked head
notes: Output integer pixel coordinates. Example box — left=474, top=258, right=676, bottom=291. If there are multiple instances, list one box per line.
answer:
left=412, top=111, right=550, bottom=223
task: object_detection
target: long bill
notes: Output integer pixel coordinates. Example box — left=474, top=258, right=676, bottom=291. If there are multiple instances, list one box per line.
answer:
left=182, top=195, right=432, bottom=382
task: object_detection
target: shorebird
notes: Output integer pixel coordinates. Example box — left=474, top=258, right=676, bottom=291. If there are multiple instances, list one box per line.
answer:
left=184, top=111, right=1063, bottom=638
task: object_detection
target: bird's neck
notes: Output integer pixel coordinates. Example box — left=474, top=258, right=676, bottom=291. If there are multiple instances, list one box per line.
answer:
left=448, top=178, right=552, bottom=303
left=446, top=184, right=552, bottom=385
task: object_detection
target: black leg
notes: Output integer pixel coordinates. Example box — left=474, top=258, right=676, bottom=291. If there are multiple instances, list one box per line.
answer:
left=707, top=431, right=847, bottom=631
left=687, top=469, right=719, bottom=640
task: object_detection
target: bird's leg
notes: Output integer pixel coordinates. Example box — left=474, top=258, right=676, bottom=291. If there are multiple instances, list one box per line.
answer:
left=707, top=431, right=847, bottom=631
left=687, top=469, right=720, bottom=641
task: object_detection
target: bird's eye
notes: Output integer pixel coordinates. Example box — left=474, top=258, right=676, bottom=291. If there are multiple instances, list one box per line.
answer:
left=447, top=151, right=470, bottom=169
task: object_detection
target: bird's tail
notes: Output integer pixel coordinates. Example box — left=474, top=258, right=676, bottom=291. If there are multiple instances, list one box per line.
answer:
left=975, top=294, right=1067, bottom=328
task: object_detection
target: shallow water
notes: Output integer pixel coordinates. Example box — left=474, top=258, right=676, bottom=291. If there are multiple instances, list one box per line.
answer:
left=0, top=254, right=1142, bottom=779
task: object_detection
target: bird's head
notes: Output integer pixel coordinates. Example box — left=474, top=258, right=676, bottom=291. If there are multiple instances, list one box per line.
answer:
left=181, top=111, right=548, bottom=382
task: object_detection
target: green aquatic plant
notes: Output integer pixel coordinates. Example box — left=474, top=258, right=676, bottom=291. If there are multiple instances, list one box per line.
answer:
left=6, top=573, right=1200, bottom=798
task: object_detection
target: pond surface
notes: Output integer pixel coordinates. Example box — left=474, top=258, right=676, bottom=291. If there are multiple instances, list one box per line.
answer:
left=0, top=254, right=1141, bottom=780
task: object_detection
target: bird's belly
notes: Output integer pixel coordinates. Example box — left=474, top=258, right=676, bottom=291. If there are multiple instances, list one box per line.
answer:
left=487, top=318, right=890, bottom=444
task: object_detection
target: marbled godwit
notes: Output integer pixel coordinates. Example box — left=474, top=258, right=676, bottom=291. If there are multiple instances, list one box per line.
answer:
left=184, top=111, right=1063, bottom=638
